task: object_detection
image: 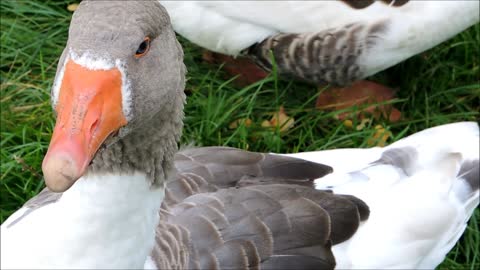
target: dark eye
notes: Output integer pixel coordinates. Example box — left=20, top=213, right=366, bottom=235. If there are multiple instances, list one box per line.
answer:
left=135, top=37, right=151, bottom=58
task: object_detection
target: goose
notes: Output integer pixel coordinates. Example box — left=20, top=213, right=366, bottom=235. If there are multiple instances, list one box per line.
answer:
left=160, top=1, right=479, bottom=116
left=161, top=0, right=479, bottom=86
left=1, top=1, right=479, bottom=269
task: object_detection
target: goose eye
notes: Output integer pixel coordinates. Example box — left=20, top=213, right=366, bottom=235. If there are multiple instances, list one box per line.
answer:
left=135, top=37, right=151, bottom=58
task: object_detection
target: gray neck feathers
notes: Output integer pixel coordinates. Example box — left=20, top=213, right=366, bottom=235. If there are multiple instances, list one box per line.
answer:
left=89, top=90, right=185, bottom=187
left=89, top=89, right=185, bottom=185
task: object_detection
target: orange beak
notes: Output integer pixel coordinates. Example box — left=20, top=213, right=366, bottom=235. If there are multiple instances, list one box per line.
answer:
left=42, top=60, right=127, bottom=192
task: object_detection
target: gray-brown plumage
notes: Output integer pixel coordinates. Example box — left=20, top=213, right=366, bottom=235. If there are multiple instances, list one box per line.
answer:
left=372, top=146, right=419, bottom=176
left=170, top=146, right=332, bottom=189
left=247, top=22, right=387, bottom=86
left=155, top=147, right=368, bottom=269
left=156, top=183, right=367, bottom=269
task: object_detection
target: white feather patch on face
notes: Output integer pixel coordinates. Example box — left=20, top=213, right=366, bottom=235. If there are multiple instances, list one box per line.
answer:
left=115, top=58, right=133, bottom=122
left=50, top=49, right=133, bottom=121
left=50, top=53, right=69, bottom=108
left=70, top=49, right=115, bottom=70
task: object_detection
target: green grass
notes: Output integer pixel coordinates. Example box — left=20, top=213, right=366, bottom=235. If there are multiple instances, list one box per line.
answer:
left=1, top=1, right=479, bottom=269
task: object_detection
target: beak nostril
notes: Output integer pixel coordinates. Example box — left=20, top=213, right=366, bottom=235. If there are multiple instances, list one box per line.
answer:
left=90, top=119, right=100, bottom=135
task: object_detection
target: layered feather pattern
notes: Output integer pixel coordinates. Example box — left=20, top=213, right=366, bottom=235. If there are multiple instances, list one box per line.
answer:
left=155, top=149, right=366, bottom=269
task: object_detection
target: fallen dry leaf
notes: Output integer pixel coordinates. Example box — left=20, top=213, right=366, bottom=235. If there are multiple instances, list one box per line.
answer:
left=67, top=3, right=79, bottom=12
left=229, top=118, right=252, bottom=129
left=355, top=118, right=372, bottom=131
left=343, top=119, right=353, bottom=129
left=261, top=120, right=272, bottom=128
left=316, top=80, right=402, bottom=122
left=367, top=125, right=392, bottom=147
left=261, top=106, right=294, bottom=133
left=202, top=50, right=269, bottom=87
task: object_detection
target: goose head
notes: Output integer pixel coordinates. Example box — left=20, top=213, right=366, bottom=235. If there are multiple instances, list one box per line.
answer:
left=42, top=1, right=185, bottom=192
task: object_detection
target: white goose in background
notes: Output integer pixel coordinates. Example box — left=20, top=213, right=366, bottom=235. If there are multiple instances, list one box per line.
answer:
left=161, top=0, right=479, bottom=86
left=1, top=1, right=479, bottom=269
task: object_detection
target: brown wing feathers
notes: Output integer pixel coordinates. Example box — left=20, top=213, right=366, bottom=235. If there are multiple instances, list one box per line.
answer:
left=174, top=147, right=333, bottom=187
left=254, top=185, right=369, bottom=245
left=163, top=147, right=332, bottom=209
left=152, top=147, right=369, bottom=269
left=155, top=185, right=368, bottom=269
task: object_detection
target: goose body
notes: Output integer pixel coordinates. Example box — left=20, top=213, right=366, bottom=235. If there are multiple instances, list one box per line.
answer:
left=2, top=121, right=479, bottom=269
left=1, top=1, right=479, bottom=269
left=161, top=1, right=479, bottom=85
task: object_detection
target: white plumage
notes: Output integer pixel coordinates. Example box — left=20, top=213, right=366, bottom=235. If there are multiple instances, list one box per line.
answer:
left=1, top=173, right=165, bottom=269
left=287, top=121, right=479, bottom=268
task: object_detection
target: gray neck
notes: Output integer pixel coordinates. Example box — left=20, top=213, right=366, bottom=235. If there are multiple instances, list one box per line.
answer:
left=88, top=91, right=185, bottom=186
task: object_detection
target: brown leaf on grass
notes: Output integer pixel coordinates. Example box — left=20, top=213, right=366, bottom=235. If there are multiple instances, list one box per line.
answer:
left=229, top=118, right=253, bottom=129
left=261, top=106, right=294, bottom=133
left=316, top=80, right=402, bottom=122
left=67, top=3, right=79, bottom=12
left=355, top=118, right=372, bottom=131
left=367, top=125, right=392, bottom=147
left=202, top=50, right=269, bottom=87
